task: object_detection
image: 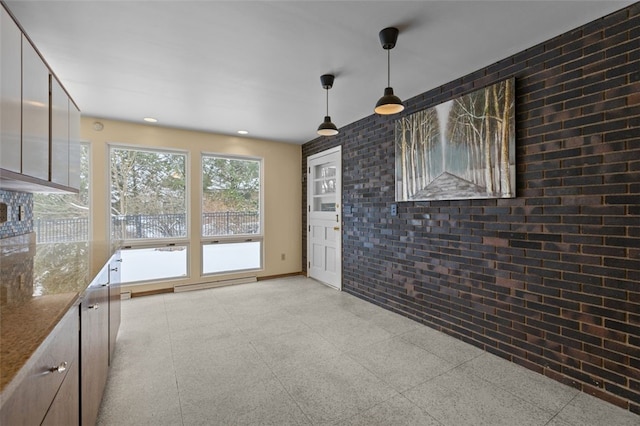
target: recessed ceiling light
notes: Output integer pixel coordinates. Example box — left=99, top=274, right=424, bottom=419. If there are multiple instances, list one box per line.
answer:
left=237, top=130, right=249, bottom=135
left=143, top=117, right=158, bottom=123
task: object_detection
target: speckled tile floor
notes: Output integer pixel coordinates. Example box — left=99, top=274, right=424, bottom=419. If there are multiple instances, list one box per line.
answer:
left=97, top=276, right=639, bottom=426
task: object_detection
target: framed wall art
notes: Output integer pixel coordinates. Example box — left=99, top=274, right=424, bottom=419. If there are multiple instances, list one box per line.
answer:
left=395, top=78, right=515, bottom=202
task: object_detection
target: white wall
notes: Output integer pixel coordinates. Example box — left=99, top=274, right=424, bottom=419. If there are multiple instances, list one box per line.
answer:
left=82, top=117, right=302, bottom=294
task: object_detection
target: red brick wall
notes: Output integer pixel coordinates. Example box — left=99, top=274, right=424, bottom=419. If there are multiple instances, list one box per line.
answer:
left=302, top=3, right=640, bottom=414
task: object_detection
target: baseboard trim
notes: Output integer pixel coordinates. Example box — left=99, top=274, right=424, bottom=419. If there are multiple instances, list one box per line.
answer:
left=257, top=271, right=303, bottom=281
left=174, top=276, right=257, bottom=293
left=130, top=288, right=173, bottom=298
left=125, top=272, right=305, bottom=298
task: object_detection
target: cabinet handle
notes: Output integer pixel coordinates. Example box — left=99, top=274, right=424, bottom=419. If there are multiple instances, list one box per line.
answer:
left=88, top=304, right=99, bottom=310
left=49, top=362, right=68, bottom=374
left=110, top=267, right=118, bottom=272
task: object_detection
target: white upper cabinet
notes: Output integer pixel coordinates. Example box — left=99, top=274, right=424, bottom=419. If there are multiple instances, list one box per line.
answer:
left=51, top=77, right=70, bottom=186
left=68, top=103, right=81, bottom=190
left=0, top=4, right=81, bottom=192
left=0, top=7, right=22, bottom=173
left=21, top=36, right=50, bottom=181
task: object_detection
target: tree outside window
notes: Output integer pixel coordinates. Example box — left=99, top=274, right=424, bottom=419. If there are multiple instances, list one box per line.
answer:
left=109, top=147, right=188, bottom=284
left=201, top=154, right=262, bottom=275
left=202, top=156, right=260, bottom=237
left=110, top=148, right=187, bottom=241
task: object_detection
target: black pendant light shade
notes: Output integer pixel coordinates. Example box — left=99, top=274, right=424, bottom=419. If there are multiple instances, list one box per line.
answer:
left=317, top=116, right=338, bottom=136
left=375, top=27, right=404, bottom=115
left=375, top=87, right=404, bottom=115
left=317, top=74, right=339, bottom=136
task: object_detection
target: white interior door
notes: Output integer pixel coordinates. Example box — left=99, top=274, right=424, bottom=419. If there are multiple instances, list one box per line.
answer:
left=307, top=146, right=341, bottom=290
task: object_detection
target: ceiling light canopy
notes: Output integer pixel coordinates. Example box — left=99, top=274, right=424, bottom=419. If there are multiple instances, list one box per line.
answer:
left=317, top=74, right=338, bottom=136
left=375, top=27, right=404, bottom=115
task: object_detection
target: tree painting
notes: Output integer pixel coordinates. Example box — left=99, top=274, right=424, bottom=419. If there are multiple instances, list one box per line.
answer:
left=395, top=78, right=515, bottom=201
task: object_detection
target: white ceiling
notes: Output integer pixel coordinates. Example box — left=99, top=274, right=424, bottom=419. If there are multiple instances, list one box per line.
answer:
left=4, top=1, right=632, bottom=144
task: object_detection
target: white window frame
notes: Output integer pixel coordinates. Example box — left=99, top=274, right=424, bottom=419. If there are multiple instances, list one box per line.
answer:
left=118, top=243, right=189, bottom=284
left=200, top=152, right=264, bottom=276
left=109, top=144, right=190, bottom=284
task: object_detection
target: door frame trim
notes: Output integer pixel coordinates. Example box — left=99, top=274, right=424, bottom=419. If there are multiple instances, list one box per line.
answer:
left=306, top=145, right=342, bottom=290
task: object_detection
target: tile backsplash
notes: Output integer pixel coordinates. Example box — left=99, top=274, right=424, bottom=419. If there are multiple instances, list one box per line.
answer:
left=0, top=190, right=33, bottom=239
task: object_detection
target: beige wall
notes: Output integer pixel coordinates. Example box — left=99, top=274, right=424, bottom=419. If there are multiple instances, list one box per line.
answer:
left=81, top=117, right=302, bottom=294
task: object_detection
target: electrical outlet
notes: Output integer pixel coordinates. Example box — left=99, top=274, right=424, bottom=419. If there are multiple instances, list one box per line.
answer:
left=281, top=253, right=286, bottom=261
left=390, top=203, right=398, bottom=216
left=19, top=205, right=26, bottom=221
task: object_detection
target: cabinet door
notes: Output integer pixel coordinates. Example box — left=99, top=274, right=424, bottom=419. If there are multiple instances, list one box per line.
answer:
left=0, top=7, right=22, bottom=172
left=51, top=77, right=69, bottom=186
left=21, top=36, right=49, bottom=180
left=68, top=103, right=81, bottom=189
left=81, top=282, right=109, bottom=426
left=108, top=254, right=122, bottom=364
left=41, top=357, right=80, bottom=426
left=0, top=306, right=78, bottom=425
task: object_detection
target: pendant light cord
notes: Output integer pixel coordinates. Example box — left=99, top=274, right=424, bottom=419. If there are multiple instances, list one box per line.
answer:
left=326, top=88, right=329, bottom=116
left=387, top=49, right=391, bottom=87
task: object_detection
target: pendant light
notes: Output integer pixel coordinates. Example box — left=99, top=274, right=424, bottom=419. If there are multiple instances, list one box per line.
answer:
left=375, top=27, right=404, bottom=115
left=317, top=74, right=339, bottom=136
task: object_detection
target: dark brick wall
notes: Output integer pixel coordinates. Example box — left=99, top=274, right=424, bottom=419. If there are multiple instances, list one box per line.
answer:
left=302, top=3, right=640, bottom=414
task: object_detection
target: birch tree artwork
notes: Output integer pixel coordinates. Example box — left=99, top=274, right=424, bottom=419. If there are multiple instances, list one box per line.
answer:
left=395, top=78, right=515, bottom=201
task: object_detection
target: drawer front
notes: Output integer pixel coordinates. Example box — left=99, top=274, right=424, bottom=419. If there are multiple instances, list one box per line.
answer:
left=41, top=357, right=80, bottom=426
left=0, top=306, right=79, bottom=425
